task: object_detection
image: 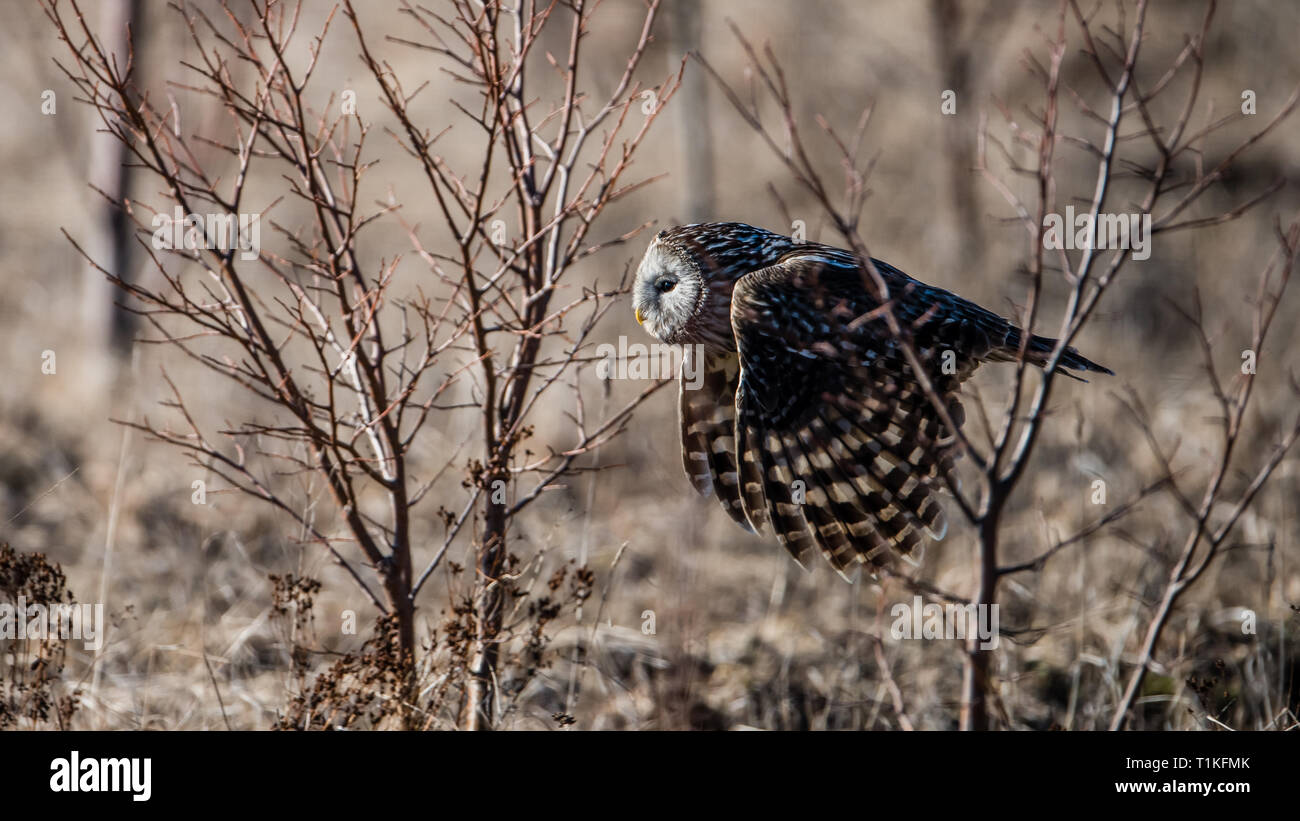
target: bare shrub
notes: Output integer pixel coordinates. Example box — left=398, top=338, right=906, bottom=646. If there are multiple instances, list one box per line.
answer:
left=0, top=543, right=82, bottom=730
left=45, top=0, right=679, bottom=729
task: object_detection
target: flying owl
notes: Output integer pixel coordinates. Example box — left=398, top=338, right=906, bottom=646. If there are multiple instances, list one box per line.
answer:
left=631, top=222, right=1111, bottom=576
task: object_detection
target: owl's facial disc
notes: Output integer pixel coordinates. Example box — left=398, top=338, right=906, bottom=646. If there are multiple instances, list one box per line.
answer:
left=632, top=238, right=701, bottom=344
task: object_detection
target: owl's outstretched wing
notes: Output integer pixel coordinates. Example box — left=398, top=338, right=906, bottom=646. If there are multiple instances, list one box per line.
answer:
left=728, top=250, right=988, bottom=576
left=679, top=345, right=753, bottom=531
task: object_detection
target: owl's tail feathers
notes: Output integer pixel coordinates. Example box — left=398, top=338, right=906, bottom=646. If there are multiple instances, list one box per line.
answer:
left=999, top=328, right=1114, bottom=378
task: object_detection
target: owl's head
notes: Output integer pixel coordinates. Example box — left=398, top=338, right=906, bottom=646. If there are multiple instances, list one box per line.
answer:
left=631, top=231, right=704, bottom=345
left=632, top=222, right=793, bottom=350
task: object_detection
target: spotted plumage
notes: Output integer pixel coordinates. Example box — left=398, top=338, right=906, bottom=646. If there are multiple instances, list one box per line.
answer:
left=633, top=222, right=1112, bottom=577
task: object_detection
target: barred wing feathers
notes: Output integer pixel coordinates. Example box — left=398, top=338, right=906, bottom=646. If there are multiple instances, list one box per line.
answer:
left=677, top=242, right=1112, bottom=576
left=728, top=251, right=975, bottom=574
left=679, top=345, right=752, bottom=531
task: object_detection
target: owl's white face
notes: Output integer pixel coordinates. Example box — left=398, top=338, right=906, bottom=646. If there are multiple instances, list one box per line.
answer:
left=632, top=237, right=704, bottom=345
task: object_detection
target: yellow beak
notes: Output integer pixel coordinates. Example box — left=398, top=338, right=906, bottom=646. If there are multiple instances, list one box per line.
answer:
left=635, top=307, right=645, bottom=326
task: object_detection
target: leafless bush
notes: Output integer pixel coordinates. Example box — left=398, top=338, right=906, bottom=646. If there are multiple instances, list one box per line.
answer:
left=45, top=0, right=680, bottom=729
left=0, top=544, right=82, bottom=730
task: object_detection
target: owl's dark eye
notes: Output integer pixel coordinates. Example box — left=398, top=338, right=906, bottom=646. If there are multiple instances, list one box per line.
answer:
left=655, top=278, right=677, bottom=293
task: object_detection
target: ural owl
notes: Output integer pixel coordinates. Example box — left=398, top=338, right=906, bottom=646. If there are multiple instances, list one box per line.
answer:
left=632, top=222, right=1111, bottom=576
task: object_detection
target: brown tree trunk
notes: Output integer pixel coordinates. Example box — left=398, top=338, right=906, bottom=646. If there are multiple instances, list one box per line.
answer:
left=671, top=0, right=715, bottom=222
left=961, top=509, right=1000, bottom=730
left=463, top=484, right=508, bottom=730
left=84, top=0, right=143, bottom=356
